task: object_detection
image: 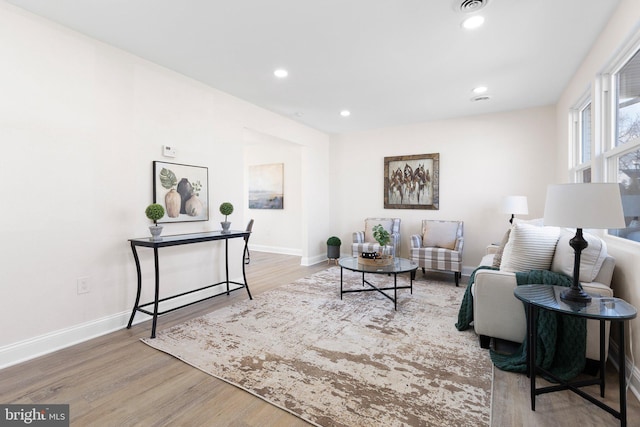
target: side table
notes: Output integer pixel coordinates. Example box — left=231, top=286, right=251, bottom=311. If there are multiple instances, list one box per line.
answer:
left=514, top=284, right=637, bottom=427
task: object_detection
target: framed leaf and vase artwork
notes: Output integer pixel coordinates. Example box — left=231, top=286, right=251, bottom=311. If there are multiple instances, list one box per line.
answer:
left=153, top=161, right=209, bottom=223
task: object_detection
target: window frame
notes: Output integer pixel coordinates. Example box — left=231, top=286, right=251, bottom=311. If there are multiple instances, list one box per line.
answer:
left=569, top=92, right=593, bottom=183
left=598, top=32, right=640, bottom=244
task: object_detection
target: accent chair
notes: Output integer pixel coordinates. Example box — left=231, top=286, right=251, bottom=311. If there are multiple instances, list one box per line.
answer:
left=352, top=217, right=401, bottom=257
left=244, top=219, right=254, bottom=264
left=410, top=220, right=464, bottom=286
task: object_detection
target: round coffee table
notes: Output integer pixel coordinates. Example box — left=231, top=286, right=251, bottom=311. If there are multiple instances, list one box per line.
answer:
left=338, top=256, right=418, bottom=310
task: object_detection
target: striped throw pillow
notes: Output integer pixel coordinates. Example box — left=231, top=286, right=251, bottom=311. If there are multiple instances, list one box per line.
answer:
left=500, top=223, right=560, bottom=273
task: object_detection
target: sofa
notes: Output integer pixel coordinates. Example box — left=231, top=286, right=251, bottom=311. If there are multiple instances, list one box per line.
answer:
left=472, top=221, right=615, bottom=362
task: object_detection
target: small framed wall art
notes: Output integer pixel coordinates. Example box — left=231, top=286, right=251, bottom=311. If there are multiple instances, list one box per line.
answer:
left=248, top=163, right=284, bottom=209
left=153, top=161, right=209, bottom=223
left=384, top=153, right=439, bottom=210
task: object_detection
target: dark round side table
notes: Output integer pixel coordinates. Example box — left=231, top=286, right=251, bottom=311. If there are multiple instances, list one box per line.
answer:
left=514, top=284, right=637, bottom=427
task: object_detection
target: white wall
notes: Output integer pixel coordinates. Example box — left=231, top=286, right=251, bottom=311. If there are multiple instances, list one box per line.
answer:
left=330, top=105, right=557, bottom=271
left=554, top=0, right=640, bottom=391
left=243, top=130, right=303, bottom=255
left=0, top=2, right=330, bottom=366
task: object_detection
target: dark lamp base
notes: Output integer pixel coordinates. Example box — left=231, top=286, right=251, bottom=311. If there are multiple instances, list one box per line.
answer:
left=560, top=287, right=592, bottom=305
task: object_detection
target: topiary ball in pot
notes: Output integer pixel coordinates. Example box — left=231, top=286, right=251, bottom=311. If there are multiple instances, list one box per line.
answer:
left=145, top=203, right=165, bottom=241
left=219, top=202, right=234, bottom=233
left=145, top=203, right=165, bottom=223
left=326, top=236, right=341, bottom=260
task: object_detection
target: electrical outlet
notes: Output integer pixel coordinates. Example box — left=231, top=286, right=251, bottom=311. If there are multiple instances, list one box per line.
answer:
left=77, top=277, right=90, bottom=294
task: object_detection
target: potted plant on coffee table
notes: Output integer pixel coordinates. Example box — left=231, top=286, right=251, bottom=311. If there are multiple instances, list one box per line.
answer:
left=373, top=224, right=391, bottom=257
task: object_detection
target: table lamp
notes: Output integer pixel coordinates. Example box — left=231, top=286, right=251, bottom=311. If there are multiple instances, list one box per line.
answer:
left=543, top=183, right=625, bottom=304
left=502, top=196, right=529, bottom=224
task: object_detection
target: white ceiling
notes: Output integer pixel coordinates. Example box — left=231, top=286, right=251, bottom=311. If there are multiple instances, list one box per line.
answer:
left=6, top=0, right=621, bottom=134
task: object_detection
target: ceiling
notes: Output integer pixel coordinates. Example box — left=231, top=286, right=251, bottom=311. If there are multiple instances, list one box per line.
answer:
left=6, top=0, right=621, bottom=134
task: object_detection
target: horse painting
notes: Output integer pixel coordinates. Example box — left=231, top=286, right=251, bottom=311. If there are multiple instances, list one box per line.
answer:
left=385, top=155, right=438, bottom=209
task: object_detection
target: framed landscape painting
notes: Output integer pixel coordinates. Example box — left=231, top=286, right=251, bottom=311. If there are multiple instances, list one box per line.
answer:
left=384, top=153, right=439, bottom=210
left=249, top=163, right=284, bottom=209
left=153, top=161, right=209, bottom=223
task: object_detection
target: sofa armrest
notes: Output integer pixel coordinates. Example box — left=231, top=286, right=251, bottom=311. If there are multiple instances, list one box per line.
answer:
left=473, top=269, right=613, bottom=361
left=352, top=231, right=364, bottom=244
left=410, top=234, right=422, bottom=249
left=486, top=244, right=500, bottom=255
left=472, top=269, right=526, bottom=344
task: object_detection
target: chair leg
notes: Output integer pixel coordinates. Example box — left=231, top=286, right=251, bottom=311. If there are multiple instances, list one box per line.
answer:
left=421, top=267, right=426, bottom=274
left=244, top=246, right=250, bottom=264
left=455, top=271, right=460, bottom=287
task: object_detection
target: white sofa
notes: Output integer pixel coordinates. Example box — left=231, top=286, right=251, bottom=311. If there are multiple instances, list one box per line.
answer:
left=472, top=222, right=615, bottom=362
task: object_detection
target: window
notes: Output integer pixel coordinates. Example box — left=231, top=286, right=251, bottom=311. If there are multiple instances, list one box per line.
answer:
left=606, top=46, right=640, bottom=241
left=570, top=97, right=592, bottom=183
left=581, top=103, right=592, bottom=163
left=615, top=49, right=640, bottom=148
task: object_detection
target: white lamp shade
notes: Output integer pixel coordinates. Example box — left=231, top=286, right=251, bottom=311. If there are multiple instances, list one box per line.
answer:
left=501, top=196, right=529, bottom=215
left=543, top=183, right=625, bottom=229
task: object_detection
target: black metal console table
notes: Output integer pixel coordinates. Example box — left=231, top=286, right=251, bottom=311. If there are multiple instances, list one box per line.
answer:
left=514, top=284, right=637, bottom=427
left=127, top=230, right=252, bottom=338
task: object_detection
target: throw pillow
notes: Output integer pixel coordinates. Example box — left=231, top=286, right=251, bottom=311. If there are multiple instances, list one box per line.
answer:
left=493, top=218, right=542, bottom=268
left=513, top=217, right=545, bottom=227
left=491, top=229, right=511, bottom=268
left=500, top=223, right=560, bottom=273
left=364, top=219, right=394, bottom=243
left=551, top=230, right=607, bottom=283
left=422, top=221, right=459, bottom=250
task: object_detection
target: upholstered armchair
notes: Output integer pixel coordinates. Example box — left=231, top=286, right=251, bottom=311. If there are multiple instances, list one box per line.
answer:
left=352, top=218, right=401, bottom=257
left=410, top=220, right=464, bottom=286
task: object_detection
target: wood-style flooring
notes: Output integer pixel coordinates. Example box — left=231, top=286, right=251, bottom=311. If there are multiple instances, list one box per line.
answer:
left=0, top=252, right=638, bottom=426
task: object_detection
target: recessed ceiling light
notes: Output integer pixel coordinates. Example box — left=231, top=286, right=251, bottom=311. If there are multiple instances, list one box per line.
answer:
left=274, top=69, right=288, bottom=78
left=340, top=110, right=351, bottom=117
left=462, top=15, right=485, bottom=29
left=473, top=86, right=488, bottom=94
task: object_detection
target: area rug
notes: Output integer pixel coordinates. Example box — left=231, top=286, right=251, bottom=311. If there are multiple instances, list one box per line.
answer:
left=142, top=268, right=492, bottom=426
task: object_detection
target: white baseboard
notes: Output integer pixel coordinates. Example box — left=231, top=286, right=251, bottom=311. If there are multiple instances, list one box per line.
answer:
left=0, top=311, right=146, bottom=370
left=250, top=245, right=302, bottom=256
left=607, top=340, right=640, bottom=402
left=250, top=245, right=327, bottom=266
left=302, top=254, right=329, bottom=266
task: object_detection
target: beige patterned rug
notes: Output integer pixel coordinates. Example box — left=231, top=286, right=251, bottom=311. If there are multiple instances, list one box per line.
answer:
left=142, top=268, right=491, bottom=426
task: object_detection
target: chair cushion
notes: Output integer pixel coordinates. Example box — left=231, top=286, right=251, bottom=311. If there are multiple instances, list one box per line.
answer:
left=422, top=221, right=459, bottom=249
left=500, top=223, right=560, bottom=273
left=412, top=247, right=462, bottom=262
left=364, top=219, right=393, bottom=243
left=551, top=230, right=607, bottom=283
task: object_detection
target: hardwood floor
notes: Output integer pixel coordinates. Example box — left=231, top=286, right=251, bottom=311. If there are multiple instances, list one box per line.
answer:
left=1, top=252, right=638, bottom=426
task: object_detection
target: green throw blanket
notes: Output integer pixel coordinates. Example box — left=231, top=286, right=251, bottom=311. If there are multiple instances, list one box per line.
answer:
left=456, top=267, right=586, bottom=382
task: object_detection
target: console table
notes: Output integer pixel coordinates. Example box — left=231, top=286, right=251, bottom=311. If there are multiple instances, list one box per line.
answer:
left=126, top=230, right=252, bottom=338
left=514, top=284, right=637, bottom=426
